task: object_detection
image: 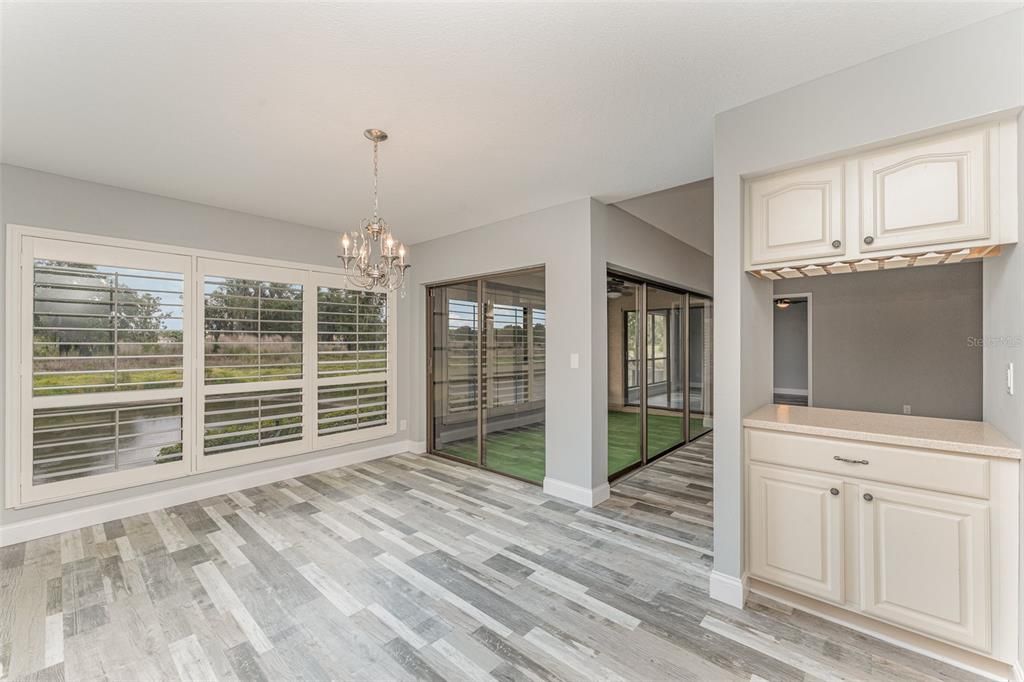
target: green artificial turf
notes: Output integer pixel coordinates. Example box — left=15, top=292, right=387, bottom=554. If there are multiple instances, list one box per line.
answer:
left=437, top=410, right=711, bottom=483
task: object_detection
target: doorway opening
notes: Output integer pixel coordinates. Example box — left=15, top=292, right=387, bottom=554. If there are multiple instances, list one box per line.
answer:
left=607, top=272, right=712, bottom=481
left=426, top=267, right=546, bottom=484
left=772, top=293, right=811, bottom=406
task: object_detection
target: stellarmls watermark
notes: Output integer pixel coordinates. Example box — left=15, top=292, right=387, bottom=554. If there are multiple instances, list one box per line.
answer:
left=967, top=335, right=1023, bottom=347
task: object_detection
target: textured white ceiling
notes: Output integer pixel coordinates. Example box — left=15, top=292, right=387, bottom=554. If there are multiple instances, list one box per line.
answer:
left=2, top=2, right=1016, bottom=244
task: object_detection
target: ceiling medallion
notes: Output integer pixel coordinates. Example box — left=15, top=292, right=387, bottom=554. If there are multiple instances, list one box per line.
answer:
left=338, top=128, right=410, bottom=292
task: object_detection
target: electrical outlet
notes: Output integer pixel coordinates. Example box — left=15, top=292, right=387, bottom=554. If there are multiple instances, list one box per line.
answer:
left=400, top=419, right=407, bottom=431
left=1008, top=362, right=1015, bottom=396
left=570, top=353, right=579, bottom=369
left=902, top=404, right=912, bottom=415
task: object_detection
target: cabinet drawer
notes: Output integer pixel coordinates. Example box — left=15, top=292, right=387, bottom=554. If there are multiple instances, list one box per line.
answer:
left=746, top=429, right=990, bottom=499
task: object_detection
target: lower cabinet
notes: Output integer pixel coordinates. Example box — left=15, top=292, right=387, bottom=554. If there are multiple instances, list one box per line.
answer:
left=748, top=464, right=844, bottom=603
left=747, top=457, right=998, bottom=653
left=859, top=483, right=991, bottom=651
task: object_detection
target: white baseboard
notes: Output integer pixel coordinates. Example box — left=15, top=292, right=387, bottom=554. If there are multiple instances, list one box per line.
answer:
left=772, top=387, right=808, bottom=396
left=542, top=477, right=611, bottom=507
left=1012, top=660, right=1024, bottom=682
left=709, top=570, right=747, bottom=609
left=0, top=439, right=419, bottom=547
left=408, top=440, right=427, bottom=454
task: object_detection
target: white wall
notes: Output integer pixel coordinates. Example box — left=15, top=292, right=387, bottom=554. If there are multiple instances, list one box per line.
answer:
left=713, top=11, right=1024, bottom=597
left=0, top=165, right=412, bottom=528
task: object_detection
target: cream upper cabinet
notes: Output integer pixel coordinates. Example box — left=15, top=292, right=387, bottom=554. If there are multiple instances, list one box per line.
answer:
left=748, top=464, right=844, bottom=603
left=746, top=161, right=845, bottom=267
left=743, top=117, right=1018, bottom=272
left=859, top=483, right=991, bottom=651
left=859, top=125, right=995, bottom=253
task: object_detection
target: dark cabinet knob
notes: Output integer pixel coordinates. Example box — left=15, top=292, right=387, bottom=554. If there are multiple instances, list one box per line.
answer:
left=864, top=236, right=875, bottom=245
left=831, top=239, right=842, bottom=249
left=863, top=493, right=874, bottom=502
left=830, top=488, right=839, bottom=496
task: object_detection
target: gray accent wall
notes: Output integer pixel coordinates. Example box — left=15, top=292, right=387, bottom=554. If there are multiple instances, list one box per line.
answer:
left=713, top=11, right=1024, bottom=589
left=774, top=264, right=983, bottom=420
left=0, top=164, right=412, bottom=527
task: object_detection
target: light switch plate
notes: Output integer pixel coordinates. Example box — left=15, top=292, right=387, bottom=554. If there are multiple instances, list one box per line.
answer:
left=570, top=353, right=579, bottom=369
left=902, top=404, right=912, bottom=415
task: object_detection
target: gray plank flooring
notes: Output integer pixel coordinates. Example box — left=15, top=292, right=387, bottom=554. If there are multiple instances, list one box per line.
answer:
left=0, top=433, right=982, bottom=681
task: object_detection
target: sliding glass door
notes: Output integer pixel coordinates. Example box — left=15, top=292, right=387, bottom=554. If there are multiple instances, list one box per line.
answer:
left=429, top=281, right=480, bottom=461
left=607, top=276, right=642, bottom=477
left=607, top=272, right=712, bottom=480
left=428, top=268, right=546, bottom=483
left=689, top=295, right=713, bottom=438
left=645, top=285, right=686, bottom=459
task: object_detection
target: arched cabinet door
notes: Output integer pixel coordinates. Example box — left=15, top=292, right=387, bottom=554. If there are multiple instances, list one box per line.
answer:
left=859, top=126, right=993, bottom=253
left=746, top=161, right=846, bottom=267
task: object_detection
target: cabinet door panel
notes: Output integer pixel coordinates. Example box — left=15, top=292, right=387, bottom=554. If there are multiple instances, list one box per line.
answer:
left=860, top=127, right=990, bottom=252
left=748, top=464, right=844, bottom=603
left=747, top=162, right=845, bottom=266
left=860, top=483, right=991, bottom=652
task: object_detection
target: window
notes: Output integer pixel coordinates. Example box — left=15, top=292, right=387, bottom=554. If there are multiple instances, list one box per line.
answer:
left=314, top=276, right=393, bottom=445
left=625, top=309, right=669, bottom=390
left=7, top=228, right=396, bottom=507
left=197, top=260, right=308, bottom=471
left=12, top=237, right=193, bottom=503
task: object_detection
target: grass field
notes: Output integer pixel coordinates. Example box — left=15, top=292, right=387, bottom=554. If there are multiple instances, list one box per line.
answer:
left=438, top=410, right=711, bottom=482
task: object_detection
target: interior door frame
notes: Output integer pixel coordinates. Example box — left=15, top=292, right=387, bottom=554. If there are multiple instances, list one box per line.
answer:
left=771, top=292, right=813, bottom=407
left=425, top=266, right=546, bottom=485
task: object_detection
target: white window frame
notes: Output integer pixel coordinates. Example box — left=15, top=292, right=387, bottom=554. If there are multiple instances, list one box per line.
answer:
left=4, top=224, right=398, bottom=509
left=311, top=272, right=397, bottom=450
left=12, top=236, right=194, bottom=505
left=196, top=258, right=312, bottom=473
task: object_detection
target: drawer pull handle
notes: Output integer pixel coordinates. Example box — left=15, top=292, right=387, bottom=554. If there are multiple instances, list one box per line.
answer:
left=863, top=493, right=874, bottom=502
left=833, top=456, right=869, bottom=465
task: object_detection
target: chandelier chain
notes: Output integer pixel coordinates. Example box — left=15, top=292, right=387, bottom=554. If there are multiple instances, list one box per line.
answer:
left=372, top=140, right=380, bottom=219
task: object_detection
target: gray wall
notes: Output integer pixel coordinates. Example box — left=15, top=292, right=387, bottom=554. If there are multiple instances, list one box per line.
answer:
left=0, top=164, right=411, bottom=527
left=774, top=264, right=983, bottom=420
left=712, top=11, right=1024, bottom=589
left=407, top=199, right=602, bottom=490
left=407, top=198, right=713, bottom=495
left=771, top=300, right=808, bottom=394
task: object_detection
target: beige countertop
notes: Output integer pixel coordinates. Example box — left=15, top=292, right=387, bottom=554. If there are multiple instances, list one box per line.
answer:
left=743, top=404, right=1022, bottom=459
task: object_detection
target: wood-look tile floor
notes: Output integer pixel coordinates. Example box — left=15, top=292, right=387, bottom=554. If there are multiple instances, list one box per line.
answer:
left=0, top=433, right=981, bottom=681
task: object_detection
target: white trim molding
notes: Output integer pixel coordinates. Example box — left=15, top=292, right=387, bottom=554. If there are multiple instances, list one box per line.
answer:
left=0, top=439, right=419, bottom=547
left=542, top=477, right=610, bottom=507
left=709, top=570, right=748, bottom=609
left=1012, top=660, right=1024, bottom=682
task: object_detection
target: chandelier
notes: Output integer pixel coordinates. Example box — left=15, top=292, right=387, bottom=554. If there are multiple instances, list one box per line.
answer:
left=338, top=128, right=410, bottom=291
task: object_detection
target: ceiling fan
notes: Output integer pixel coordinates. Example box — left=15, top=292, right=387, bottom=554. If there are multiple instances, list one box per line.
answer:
left=607, top=277, right=629, bottom=299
